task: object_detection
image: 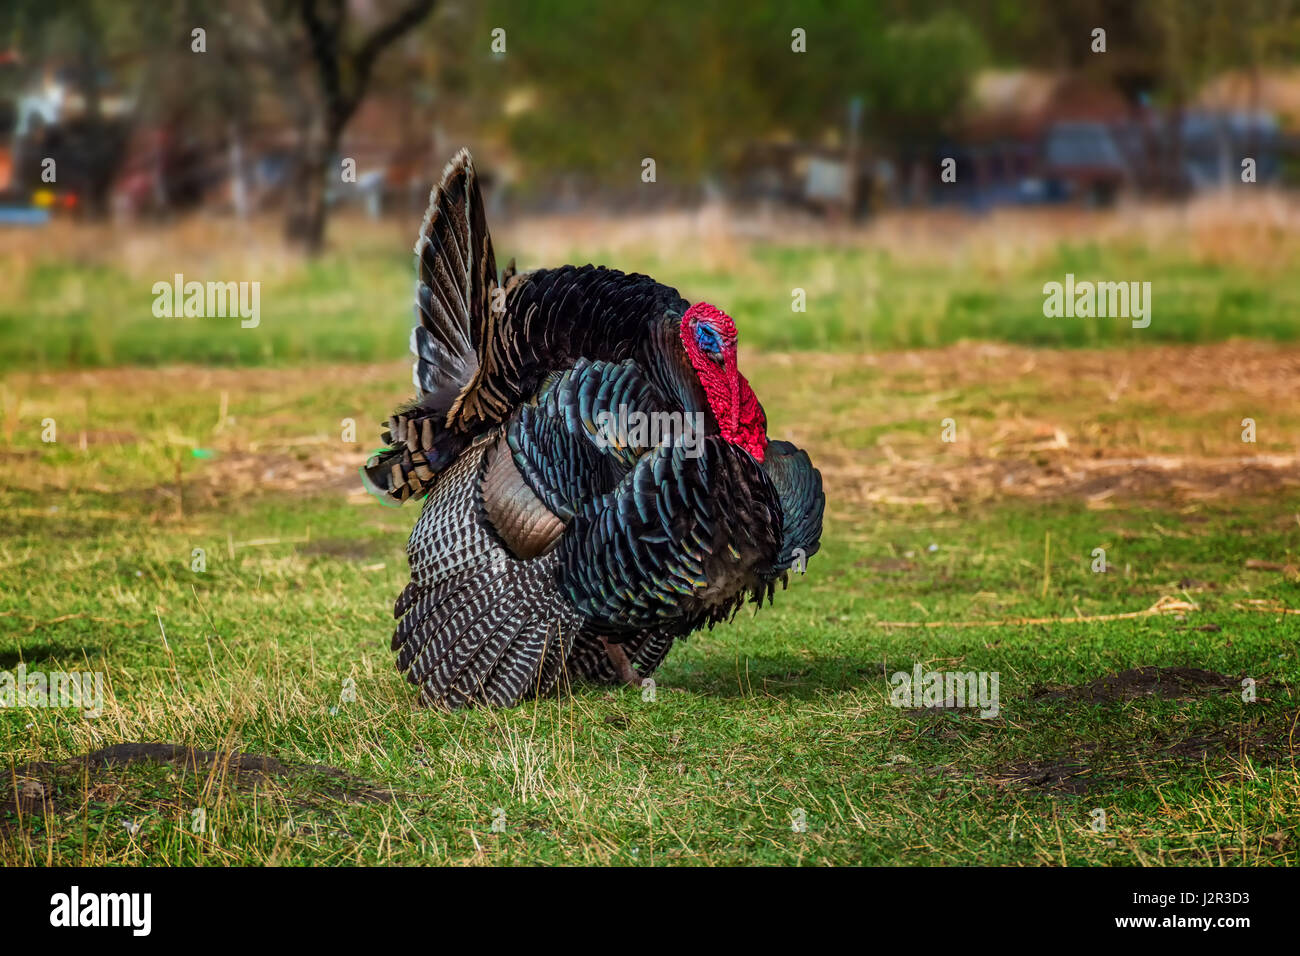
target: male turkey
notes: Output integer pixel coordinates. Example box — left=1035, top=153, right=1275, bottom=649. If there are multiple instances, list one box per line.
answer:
left=364, top=149, right=824, bottom=709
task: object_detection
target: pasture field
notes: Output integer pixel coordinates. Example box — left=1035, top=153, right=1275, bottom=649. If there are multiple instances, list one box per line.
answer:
left=1, top=206, right=1298, bottom=865
left=5, top=194, right=1300, bottom=373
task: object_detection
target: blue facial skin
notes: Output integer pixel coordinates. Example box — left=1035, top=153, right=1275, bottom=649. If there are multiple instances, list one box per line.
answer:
left=694, top=323, right=723, bottom=356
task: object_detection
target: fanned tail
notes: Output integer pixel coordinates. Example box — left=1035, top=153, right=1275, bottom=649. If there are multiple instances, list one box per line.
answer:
left=363, top=148, right=497, bottom=503
left=392, top=440, right=581, bottom=709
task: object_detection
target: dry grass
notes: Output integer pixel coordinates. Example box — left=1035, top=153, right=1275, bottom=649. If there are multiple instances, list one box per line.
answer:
left=3, top=339, right=1297, bottom=515
left=751, top=341, right=1300, bottom=513
left=6, top=188, right=1300, bottom=287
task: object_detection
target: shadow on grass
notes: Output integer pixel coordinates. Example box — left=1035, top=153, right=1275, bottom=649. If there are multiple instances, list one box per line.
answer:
left=620, top=653, right=888, bottom=701
left=0, top=642, right=103, bottom=670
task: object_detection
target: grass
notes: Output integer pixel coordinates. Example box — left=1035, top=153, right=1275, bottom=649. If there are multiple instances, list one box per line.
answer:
left=5, top=194, right=1300, bottom=373
left=1, top=204, right=1297, bottom=865
left=8, top=241, right=1298, bottom=366
left=2, top=343, right=1297, bottom=865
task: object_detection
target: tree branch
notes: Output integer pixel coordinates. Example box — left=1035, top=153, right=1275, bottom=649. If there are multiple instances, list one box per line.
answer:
left=343, top=0, right=436, bottom=125
left=296, top=0, right=435, bottom=137
left=299, top=0, right=347, bottom=133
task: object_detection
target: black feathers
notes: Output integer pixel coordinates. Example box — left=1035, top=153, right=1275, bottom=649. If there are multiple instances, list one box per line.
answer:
left=760, top=439, right=826, bottom=574
left=362, top=150, right=494, bottom=503
left=414, top=147, right=494, bottom=400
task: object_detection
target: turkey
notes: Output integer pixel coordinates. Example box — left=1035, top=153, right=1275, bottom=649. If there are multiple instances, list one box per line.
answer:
left=363, top=149, right=824, bottom=709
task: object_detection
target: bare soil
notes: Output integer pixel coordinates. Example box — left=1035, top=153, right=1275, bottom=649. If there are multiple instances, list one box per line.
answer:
left=3, top=742, right=402, bottom=818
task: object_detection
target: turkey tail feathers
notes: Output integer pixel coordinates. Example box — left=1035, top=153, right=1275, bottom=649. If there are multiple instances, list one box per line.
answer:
left=363, top=149, right=497, bottom=504
left=412, top=147, right=495, bottom=406
left=392, top=439, right=581, bottom=709
left=568, top=627, right=676, bottom=686
left=399, top=561, right=574, bottom=709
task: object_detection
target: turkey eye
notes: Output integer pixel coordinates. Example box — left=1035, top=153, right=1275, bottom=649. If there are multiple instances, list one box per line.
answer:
left=695, top=324, right=723, bottom=356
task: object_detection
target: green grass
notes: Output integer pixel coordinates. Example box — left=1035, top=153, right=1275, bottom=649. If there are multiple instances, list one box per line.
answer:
left=2, top=211, right=1296, bottom=864
left=1, top=355, right=1297, bottom=865
left=662, top=242, right=1300, bottom=351
left=2, top=484, right=1296, bottom=865
left=5, top=218, right=1300, bottom=373
left=1, top=253, right=411, bottom=371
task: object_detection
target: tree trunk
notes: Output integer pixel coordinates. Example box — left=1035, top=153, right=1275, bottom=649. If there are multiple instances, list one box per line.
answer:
left=279, top=0, right=438, bottom=254
left=285, top=127, right=333, bottom=254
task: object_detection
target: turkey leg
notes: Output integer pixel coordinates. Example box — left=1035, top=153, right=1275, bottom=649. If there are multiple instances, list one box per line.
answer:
left=599, top=635, right=643, bottom=688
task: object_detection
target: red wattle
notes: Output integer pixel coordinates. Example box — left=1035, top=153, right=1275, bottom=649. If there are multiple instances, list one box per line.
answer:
left=680, top=302, right=768, bottom=463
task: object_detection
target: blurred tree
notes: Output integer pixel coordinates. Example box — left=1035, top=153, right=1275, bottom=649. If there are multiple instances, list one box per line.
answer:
left=471, top=0, right=986, bottom=187
left=8, top=0, right=1295, bottom=228
left=227, top=0, right=437, bottom=252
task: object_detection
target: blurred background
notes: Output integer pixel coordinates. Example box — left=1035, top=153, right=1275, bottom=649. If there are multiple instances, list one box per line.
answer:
left=2, top=0, right=1300, bottom=369
left=6, top=0, right=1300, bottom=219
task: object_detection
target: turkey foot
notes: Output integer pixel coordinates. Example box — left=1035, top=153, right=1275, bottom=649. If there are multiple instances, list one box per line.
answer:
left=599, top=636, right=644, bottom=688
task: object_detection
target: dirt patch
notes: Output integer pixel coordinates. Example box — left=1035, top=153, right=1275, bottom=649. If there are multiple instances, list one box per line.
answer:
left=77, top=429, right=139, bottom=447
left=827, top=448, right=1300, bottom=511
left=191, top=448, right=362, bottom=503
left=987, top=710, right=1297, bottom=796
left=8, top=341, right=1300, bottom=508
left=1034, top=666, right=1240, bottom=703
left=792, top=341, right=1300, bottom=509
left=1160, top=714, right=1299, bottom=763
left=2, top=741, right=404, bottom=818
